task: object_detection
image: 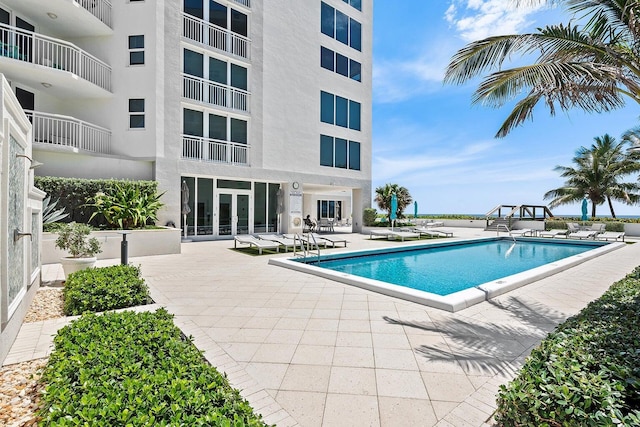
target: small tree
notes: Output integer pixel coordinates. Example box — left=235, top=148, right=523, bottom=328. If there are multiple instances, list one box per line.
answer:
left=374, top=184, right=413, bottom=224
left=55, top=223, right=102, bottom=258
left=363, top=208, right=377, bottom=226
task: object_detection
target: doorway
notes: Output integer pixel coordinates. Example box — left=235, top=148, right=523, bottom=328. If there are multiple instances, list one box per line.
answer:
left=218, top=191, right=250, bottom=236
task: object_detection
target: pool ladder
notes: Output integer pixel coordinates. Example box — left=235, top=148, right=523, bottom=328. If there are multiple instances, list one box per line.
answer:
left=496, top=224, right=516, bottom=243
left=293, top=233, right=321, bottom=263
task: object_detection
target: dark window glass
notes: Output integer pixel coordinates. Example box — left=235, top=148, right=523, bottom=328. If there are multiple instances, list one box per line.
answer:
left=209, top=1, right=227, bottom=28
left=183, top=108, right=203, bottom=136
left=351, top=0, right=362, bottom=11
left=320, top=135, right=334, bottom=167
left=349, top=100, right=361, bottom=131
left=349, top=141, right=360, bottom=170
left=129, top=35, right=144, bottom=49
left=217, top=179, right=251, bottom=189
left=350, top=19, right=361, bottom=51
left=184, top=0, right=203, bottom=18
left=336, top=53, right=349, bottom=76
left=0, top=8, right=9, bottom=25
left=130, top=115, right=145, bottom=128
left=231, top=9, right=248, bottom=36
left=254, top=182, right=267, bottom=232
left=321, top=2, right=334, bottom=37
left=129, top=99, right=145, bottom=112
left=231, top=64, right=247, bottom=90
left=209, top=57, right=227, bottom=84
left=130, top=51, right=145, bottom=65
left=320, top=91, right=334, bottom=124
left=16, top=17, right=34, bottom=31
left=321, top=46, right=334, bottom=71
left=350, top=59, right=361, bottom=81
left=230, top=118, right=247, bottom=143
left=335, top=10, right=349, bottom=45
left=15, top=88, right=34, bottom=111
left=183, top=49, right=203, bottom=77
left=209, top=114, right=226, bottom=140
left=335, top=96, right=348, bottom=128
left=335, top=138, right=347, bottom=168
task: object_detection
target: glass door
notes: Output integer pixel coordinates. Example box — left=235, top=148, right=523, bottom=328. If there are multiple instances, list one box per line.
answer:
left=218, top=191, right=251, bottom=236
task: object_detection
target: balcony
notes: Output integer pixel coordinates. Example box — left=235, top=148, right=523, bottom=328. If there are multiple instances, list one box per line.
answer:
left=183, top=74, right=249, bottom=113
left=2, top=0, right=112, bottom=37
left=0, top=23, right=111, bottom=96
left=183, top=13, right=250, bottom=60
left=182, top=135, right=249, bottom=165
left=231, top=0, right=251, bottom=8
left=27, top=110, right=111, bottom=154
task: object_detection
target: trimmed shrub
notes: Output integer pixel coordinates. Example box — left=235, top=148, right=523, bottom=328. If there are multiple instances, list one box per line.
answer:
left=494, top=267, right=640, bottom=426
left=605, top=222, right=625, bottom=232
left=34, top=176, right=159, bottom=227
left=363, top=208, right=377, bottom=226
left=545, top=220, right=567, bottom=230
left=39, top=309, right=269, bottom=426
left=63, top=265, right=150, bottom=315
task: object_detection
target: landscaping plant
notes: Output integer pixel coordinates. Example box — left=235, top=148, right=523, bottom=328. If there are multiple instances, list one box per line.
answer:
left=54, top=222, right=102, bottom=258
left=63, top=264, right=150, bottom=315
left=39, top=309, right=269, bottom=426
left=89, top=182, right=164, bottom=229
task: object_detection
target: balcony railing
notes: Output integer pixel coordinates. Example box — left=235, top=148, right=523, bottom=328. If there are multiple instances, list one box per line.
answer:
left=0, top=23, right=112, bottom=92
left=183, top=14, right=250, bottom=59
left=182, top=135, right=249, bottom=165
left=183, top=74, right=249, bottom=112
left=231, top=0, right=251, bottom=8
left=78, top=0, right=112, bottom=28
left=26, top=110, right=111, bottom=154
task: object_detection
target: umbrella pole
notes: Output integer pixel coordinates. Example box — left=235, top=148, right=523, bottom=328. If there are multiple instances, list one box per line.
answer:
left=183, top=214, right=187, bottom=239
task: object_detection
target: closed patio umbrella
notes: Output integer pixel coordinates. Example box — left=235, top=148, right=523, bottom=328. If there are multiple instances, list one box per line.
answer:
left=390, top=194, right=397, bottom=229
left=414, top=201, right=418, bottom=219
left=181, top=180, right=191, bottom=239
left=581, top=197, right=588, bottom=221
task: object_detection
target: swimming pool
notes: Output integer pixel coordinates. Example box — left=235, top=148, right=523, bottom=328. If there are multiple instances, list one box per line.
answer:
left=269, top=237, right=624, bottom=312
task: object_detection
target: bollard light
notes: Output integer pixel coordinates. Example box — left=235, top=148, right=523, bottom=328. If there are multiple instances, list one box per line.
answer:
left=117, top=231, right=132, bottom=265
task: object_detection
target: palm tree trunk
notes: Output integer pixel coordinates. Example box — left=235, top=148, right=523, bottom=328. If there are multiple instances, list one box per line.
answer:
left=591, top=204, right=596, bottom=218
left=607, top=196, right=616, bottom=218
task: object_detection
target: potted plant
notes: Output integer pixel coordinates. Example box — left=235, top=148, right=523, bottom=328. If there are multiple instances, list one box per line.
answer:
left=55, top=222, right=102, bottom=278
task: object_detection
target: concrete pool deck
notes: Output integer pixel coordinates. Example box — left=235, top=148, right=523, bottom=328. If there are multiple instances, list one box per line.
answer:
left=5, top=227, right=640, bottom=426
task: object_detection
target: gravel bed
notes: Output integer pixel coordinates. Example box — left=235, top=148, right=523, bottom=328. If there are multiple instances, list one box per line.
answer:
left=1, top=286, right=65, bottom=426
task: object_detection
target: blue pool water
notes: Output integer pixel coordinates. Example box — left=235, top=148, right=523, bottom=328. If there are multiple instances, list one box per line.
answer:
left=303, top=239, right=606, bottom=296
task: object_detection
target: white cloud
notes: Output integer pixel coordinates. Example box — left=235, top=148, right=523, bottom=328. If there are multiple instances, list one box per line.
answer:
left=446, top=0, right=547, bottom=42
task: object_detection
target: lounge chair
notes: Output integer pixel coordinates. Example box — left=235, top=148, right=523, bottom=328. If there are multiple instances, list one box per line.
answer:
left=509, top=228, right=535, bottom=237
left=412, top=227, right=453, bottom=238
left=422, top=221, right=444, bottom=228
left=370, top=229, right=420, bottom=241
left=595, top=231, right=625, bottom=242
left=566, top=222, right=581, bottom=233
left=258, top=234, right=303, bottom=252
left=308, top=232, right=347, bottom=247
left=538, top=229, right=568, bottom=238
left=234, top=235, right=280, bottom=254
left=568, top=230, right=598, bottom=240
left=589, top=223, right=606, bottom=234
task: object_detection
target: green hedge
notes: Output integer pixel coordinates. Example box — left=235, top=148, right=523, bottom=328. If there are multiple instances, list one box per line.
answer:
left=39, top=309, right=269, bottom=426
left=35, top=176, right=158, bottom=227
left=495, top=267, right=640, bottom=426
left=63, top=265, right=151, bottom=315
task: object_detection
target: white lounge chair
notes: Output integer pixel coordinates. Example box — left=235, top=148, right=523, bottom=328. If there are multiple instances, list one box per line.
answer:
left=538, top=229, right=568, bottom=238
left=308, top=232, right=347, bottom=248
left=595, top=231, right=625, bottom=242
left=234, top=235, right=280, bottom=254
left=412, top=227, right=453, bottom=238
left=568, top=230, right=598, bottom=240
left=370, top=229, right=419, bottom=241
left=258, top=234, right=303, bottom=252
left=509, top=228, right=535, bottom=237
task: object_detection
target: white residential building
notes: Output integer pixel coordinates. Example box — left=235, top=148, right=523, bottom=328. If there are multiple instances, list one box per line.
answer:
left=0, top=0, right=372, bottom=239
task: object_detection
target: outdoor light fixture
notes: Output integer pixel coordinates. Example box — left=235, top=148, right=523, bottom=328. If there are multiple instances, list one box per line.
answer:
left=41, top=82, right=52, bottom=88
left=15, top=154, right=43, bottom=169
left=47, top=12, right=58, bottom=19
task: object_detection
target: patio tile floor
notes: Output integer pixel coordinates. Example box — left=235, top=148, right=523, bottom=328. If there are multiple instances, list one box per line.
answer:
left=5, top=228, right=640, bottom=426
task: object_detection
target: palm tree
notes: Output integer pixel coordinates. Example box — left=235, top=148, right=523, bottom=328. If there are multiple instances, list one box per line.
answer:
left=544, top=134, right=640, bottom=217
left=444, top=0, right=640, bottom=137
left=374, top=184, right=413, bottom=224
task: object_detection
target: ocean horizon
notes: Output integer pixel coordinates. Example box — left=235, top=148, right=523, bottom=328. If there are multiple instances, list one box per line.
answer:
left=418, top=214, right=640, bottom=219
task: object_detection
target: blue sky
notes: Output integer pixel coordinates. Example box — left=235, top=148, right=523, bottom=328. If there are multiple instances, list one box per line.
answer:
left=371, top=1, right=640, bottom=217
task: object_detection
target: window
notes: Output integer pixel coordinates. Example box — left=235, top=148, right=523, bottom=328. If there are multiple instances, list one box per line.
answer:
left=321, top=2, right=334, bottom=37
left=230, top=118, right=247, bottom=144
left=210, top=1, right=227, bottom=27
left=349, top=141, right=361, bottom=170
left=320, top=135, right=361, bottom=170
left=343, top=0, right=362, bottom=11
left=349, top=100, right=361, bottom=131
left=129, top=99, right=145, bottom=129
left=320, top=91, right=334, bottom=124
left=209, top=57, right=227, bottom=84
left=349, top=59, right=361, bottom=82
left=320, top=2, right=362, bottom=50
left=320, top=135, right=334, bottom=166
left=231, top=9, right=248, bottom=36
left=128, top=35, right=145, bottom=65
left=335, top=96, right=348, bottom=128
left=183, top=108, right=203, bottom=136
left=336, top=53, right=349, bottom=77
left=184, top=49, right=203, bottom=77
left=321, top=46, right=334, bottom=71
left=231, top=64, right=247, bottom=90
left=209, top=114, right=226, bottom=140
